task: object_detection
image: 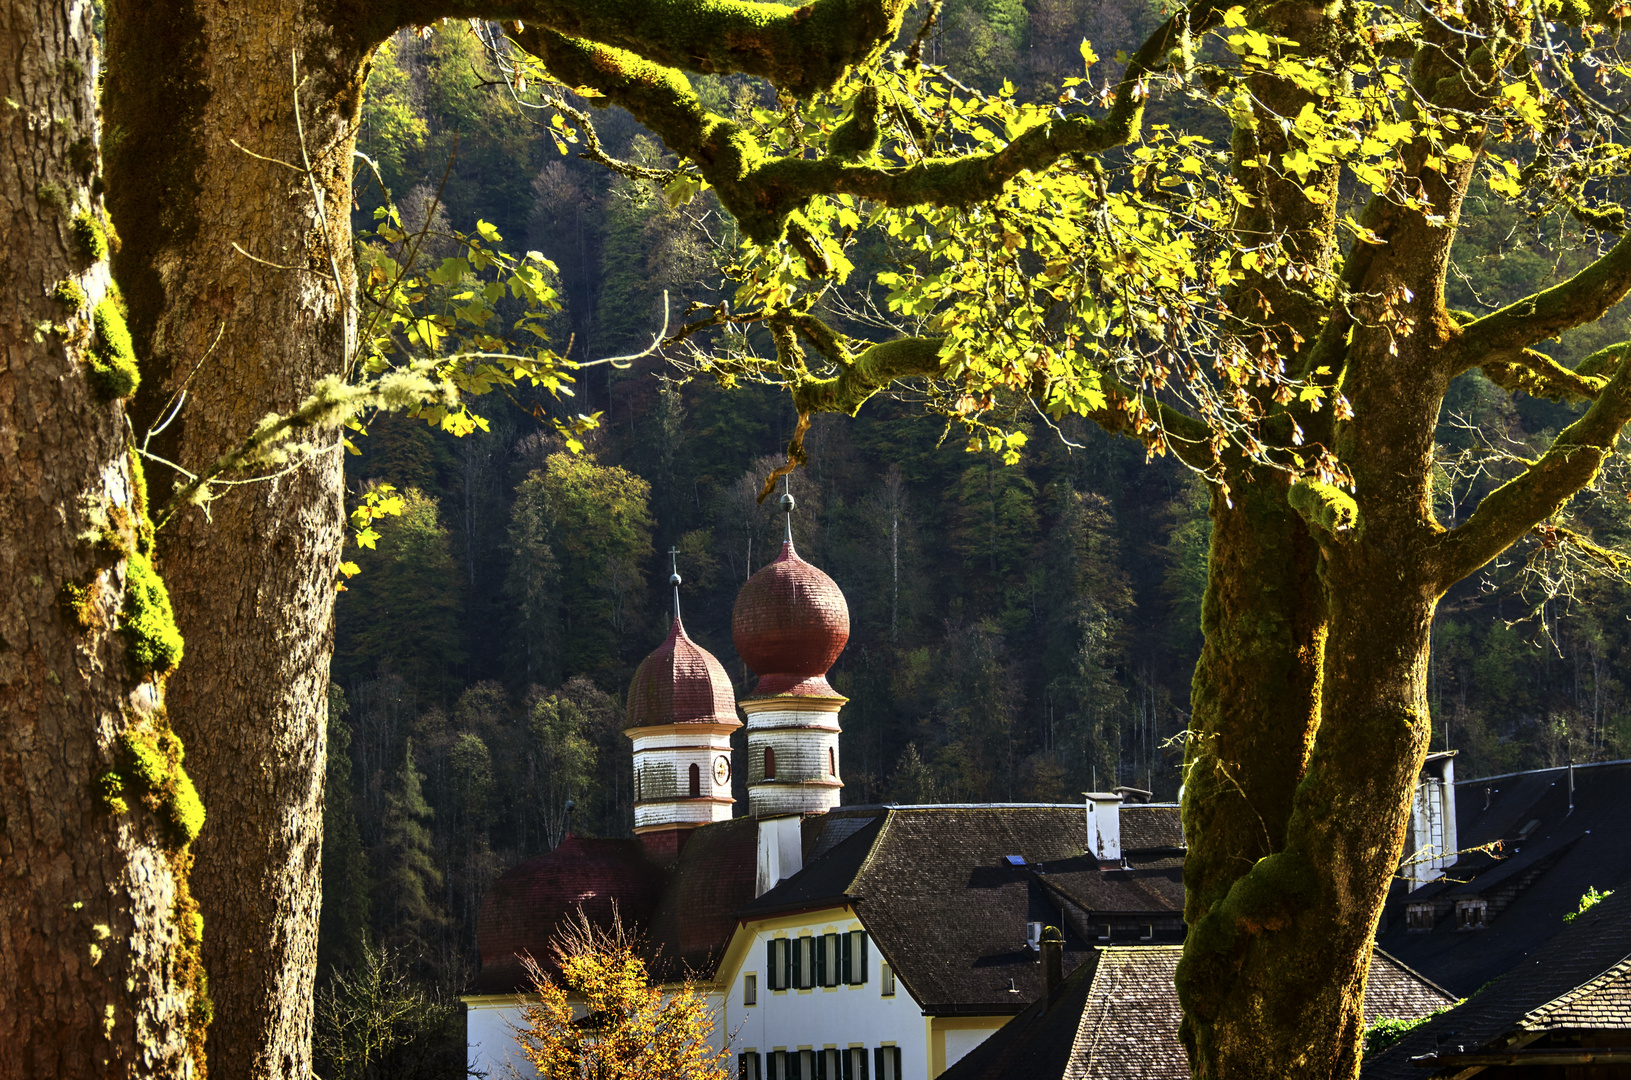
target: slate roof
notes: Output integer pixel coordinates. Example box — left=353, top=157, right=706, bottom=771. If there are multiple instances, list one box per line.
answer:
left=1376, top=759, right=1631, bottom=996
left=1364, top=878, right=1631, bottom=1079
left=941, top=946, right=1453, bottom=1080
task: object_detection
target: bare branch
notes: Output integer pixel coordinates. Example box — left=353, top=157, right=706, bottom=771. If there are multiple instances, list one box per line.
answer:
left=1432, top=349, right=1631, bottom=590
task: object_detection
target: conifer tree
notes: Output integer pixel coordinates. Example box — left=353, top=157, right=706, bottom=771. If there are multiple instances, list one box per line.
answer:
left=373, top=740, right=448, bottom=959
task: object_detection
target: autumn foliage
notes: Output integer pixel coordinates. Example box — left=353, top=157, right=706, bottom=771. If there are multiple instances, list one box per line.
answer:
left=513, top=914, right=731, bottom=1080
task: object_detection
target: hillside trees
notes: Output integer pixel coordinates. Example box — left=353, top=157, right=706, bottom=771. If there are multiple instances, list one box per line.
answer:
left=0, top=1, right=205, bottom=1072
left=495, top=1, right=1631, bottom=1076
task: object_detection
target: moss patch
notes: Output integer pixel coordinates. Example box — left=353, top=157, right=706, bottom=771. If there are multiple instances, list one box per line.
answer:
left=115, top=726, right=203, bottom=847
left=58, top=577, right=104, bottom=631
left=121, top=552, right=183, bottom=675
left=71, top=209, right=108, bottom=263
left=55, top=279, right=86, bottom=311
left=87, top=297, right=139, bottom=399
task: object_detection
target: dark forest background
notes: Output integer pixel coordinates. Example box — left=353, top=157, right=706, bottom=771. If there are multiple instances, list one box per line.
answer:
left=311, top=5, right=1631, bottom=1073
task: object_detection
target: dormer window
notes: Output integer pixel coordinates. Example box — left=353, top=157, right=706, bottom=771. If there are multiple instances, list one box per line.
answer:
left=1456, top=898, right=1488, bottom=930
left=1406, top=903, right=1435, bottom=931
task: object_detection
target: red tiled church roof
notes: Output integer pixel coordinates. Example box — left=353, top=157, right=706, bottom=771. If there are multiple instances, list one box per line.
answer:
left=624, top=617, right=740, bottom=730
left=471, top=835, right=667, bottom=994
left=731, top=541, right=850, bottom=698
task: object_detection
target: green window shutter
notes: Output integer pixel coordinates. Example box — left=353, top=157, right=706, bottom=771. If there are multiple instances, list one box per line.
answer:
left=792, top=937, right=803, bottom=988
left=858, top=933, right=869, bottom=984
left=840, top=931, right=852, bottom=984
left=873, top=1049, right=884, bottom=1080
left=767, top=940, right=777, bottom=991
left=815, top=934, right=826, bottom=986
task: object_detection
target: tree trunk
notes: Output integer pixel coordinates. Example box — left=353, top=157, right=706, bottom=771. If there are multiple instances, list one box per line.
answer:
left=102, top=7, right=376, bottom=1077
left=0, top=0, right=205, bottom=1074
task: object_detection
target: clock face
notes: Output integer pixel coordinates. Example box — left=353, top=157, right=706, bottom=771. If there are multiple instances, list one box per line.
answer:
left=713, top=755, right=731, bottom=786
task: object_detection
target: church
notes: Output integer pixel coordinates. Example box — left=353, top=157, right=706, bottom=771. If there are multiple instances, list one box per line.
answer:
left=464, top=494, right=1188, bottom=1079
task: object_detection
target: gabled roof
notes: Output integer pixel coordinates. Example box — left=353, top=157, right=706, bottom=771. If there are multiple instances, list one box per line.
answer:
left=1376, top=759, right=1631, bottom=995
left=940, top=946, right=1453, bottom=1080
left=1364, top=880, right=1631, bottom=1079
left=736, top=805, right=1182, bottom=1014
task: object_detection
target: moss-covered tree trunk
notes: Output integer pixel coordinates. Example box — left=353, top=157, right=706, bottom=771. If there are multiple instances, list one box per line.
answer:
left=100, top=6, right=377, bottom=1077
left=0, top=0, right=206, bottom=1074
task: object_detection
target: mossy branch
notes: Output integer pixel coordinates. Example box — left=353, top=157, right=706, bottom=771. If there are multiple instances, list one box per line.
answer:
left=398, top=0, right=916, bottom=98
left=1287, top=479, right=1361, bottom=540
left=1433, top=348, right=1631, bottom=590
left=149, top=365, right=456, bottom=528
left=1479, top=349, right=1609, bottom=403
left=1453, top=231, right=1631, bottom=376
left=517, top=0, right=1227, bottom=244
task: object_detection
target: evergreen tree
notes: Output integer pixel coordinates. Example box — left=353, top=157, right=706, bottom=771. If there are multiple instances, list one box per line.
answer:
left=506, top=469, right=564, bottom=688
left=373, top=740, right=449, bottom=958
left=320, top=686, right=373, bottom=977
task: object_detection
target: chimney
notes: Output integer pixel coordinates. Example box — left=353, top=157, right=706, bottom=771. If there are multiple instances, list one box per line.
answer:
left=1041, top=926, right=1063, bottom=994
left=755, top=815, right=804, bottom=897
left=1085, top=791, right=1123, bottom=864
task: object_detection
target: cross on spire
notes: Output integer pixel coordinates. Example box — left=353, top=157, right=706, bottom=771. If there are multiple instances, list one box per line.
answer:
left=668, top=546, right=682, bottom=621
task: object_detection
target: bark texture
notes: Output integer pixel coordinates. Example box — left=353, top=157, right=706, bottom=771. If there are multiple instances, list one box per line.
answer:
left=102, top=5, right=370, bottom=1077
left=0, top=1, right=205, bottom=1075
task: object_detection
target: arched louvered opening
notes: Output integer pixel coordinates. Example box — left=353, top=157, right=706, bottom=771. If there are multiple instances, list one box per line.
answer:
left=689, top=762, right=701, bottom=798
left=765, top=746, right=776, bottom=779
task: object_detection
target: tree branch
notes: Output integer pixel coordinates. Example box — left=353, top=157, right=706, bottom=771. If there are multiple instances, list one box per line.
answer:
left=516, top=0, right=1228, bottom=244
left=395, top=0, right=916, bottom=97
left=1431, top=348, right=1631, bottom=590
left=1453, top=231, right=1631, bottom=375
left=1480, top=349, right=1610, bottom=403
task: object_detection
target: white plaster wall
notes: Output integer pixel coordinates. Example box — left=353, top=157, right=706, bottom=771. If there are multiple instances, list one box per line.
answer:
left=721, top=914, right=930, bottom=1080
left=466, top=990, right=726, bottom=1080
left=943, top=1026, right=1000, bottom=1070
left=631, top=732, right=735, bottom=829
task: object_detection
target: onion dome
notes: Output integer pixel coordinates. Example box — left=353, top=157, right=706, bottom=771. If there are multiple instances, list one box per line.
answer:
left=472, top=835, right=665, bottom=992
left=732, top=540, right=851, bottom=698
left=625, top=617, right=740, bottom=730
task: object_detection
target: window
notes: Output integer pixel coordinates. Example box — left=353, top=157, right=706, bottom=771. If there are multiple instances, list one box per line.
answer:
left=842, top=1048, right=870, bottom=1080
left=1456, top=898, right=1488, bottom=930
left=793, top=936, right=816, bottom=989
left=1407, top=903, right=1435, bottom=931
left=770, top=1050, right=813, bottom=1080
left=880, top=962, right=895, bottom=997
left=635, top=769, right=641, bottom=802
left=1141, top=924, right=1154, bottom=941
left=816, top=1049, right=842, bottom=1079
left=765, top=746, right=776, bottom=779
left=828, top=746, right=836, bottom=775
left=739, top=1052, right=763, bottom=1080
left=1097, top=924, right=1112, bottom=941
left=841, top=930, right=868, bottom=985
left=766, top=938, right=791, bottom=991
left=873, top=1047, right=902, bottom=1080
left=744, top=972, right=757, bottom=1006
left=689, top=762, right=701, bottom=798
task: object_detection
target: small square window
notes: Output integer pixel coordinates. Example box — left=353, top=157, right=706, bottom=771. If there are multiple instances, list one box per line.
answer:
left=880, top=962, right=896, bottom=997
left=744, top=972, right=757, bottom=1006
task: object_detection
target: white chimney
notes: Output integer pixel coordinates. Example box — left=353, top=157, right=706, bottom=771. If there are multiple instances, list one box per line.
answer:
left=1403, top=752, right=1458, bottom=890
left=756, top=815, right=804, bottom=897
left=1085, top=791, right=1123, bottom=863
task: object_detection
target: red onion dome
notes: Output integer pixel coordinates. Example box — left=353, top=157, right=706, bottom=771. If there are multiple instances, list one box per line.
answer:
left=472, top=835, right=665, bottom=993
left=625, top=618, right=740, bottom=729
left=732, top=540, right=850, bottom=698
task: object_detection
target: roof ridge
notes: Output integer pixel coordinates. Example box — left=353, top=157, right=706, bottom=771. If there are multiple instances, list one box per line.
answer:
left=1074, top=948, right=1118, bottom=1080
left=1522, top=951, right=1631, bottom=1029
left=1372, top=945, right=1459, bottom=1003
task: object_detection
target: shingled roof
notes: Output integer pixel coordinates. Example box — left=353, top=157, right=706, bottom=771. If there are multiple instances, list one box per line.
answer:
left=643, top=816, right=760, bottom=982
left=1364, top=879, right=1631, bottom=1079
left=941, top=946, right=1455, bottom=1080
left=737, top=804, right=1185, bottom=1015
left=1377, top=759, right=1631, bottom=996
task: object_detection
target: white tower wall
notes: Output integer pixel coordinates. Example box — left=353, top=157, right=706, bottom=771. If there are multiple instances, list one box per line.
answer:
left=628, top=723, right=738, bottom=831
left=744, top=699, right=844, bottom=818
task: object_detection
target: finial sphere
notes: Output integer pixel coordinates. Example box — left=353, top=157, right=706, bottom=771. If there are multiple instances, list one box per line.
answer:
left=669, top=572, right=682, bottom=587
left=780, top=492, right=796, bottom=513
